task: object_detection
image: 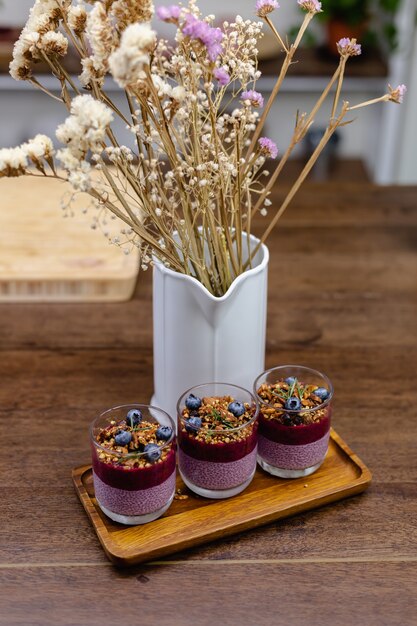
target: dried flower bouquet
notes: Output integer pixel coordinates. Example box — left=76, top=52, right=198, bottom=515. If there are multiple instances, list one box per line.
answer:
left=0, top=0, right=406, bottom=296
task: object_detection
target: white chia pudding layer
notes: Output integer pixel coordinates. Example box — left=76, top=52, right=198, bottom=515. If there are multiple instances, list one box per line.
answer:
left=178, top=447, right=257, bottom=490
left=93, top=470, right=176, bottom=517
left=258, top=431, right=330, bottom=470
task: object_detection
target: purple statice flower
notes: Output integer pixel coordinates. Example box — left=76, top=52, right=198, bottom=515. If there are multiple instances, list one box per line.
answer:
left=337, top=38, right=362, bottom=57
left=156, top=5, right=181, bottom=23
left=297, top=0, right=322, bottom=13
left=388, top=83, right=407, bottom=104
left=256, top=0, right=279, bottom=18
left=214, top=67, right=230, bottom=86
left=241, top=89, right=264, bottom=108
left=183, top=15, right=224, bottom=62
left=259, top=137, right=278, bottom=159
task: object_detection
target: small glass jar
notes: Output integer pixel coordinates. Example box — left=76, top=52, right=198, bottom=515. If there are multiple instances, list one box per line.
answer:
left=90, top=404, right=176, bottom=525
left=254, top=366, right=333, bottom=478
left=177, top=383, right=259, bottom=499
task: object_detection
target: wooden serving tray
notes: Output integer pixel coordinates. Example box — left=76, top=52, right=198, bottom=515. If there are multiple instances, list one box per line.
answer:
left=72, top=429, right=371, bottom=567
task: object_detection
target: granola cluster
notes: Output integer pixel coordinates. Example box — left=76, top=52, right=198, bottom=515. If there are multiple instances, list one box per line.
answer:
left=257, top=379, right=330, bottom=426
left=180, top=395, right=256, bottom=444
left=95, top=419, right=173, bottom=469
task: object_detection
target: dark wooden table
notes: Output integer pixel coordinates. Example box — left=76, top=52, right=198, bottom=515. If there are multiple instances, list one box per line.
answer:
left=1, top=183, right=416, bottom=626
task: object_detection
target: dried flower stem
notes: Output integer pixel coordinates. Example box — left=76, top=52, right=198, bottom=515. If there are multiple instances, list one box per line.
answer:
left=250, top=58, right=344, bottom=220
left=348, top=95, right=390, bottom=110
left=245, top=13, right=312, bottom=160
left=245, top=103, right=350, bottom=268
left=264, top=16, right=288, bottom=53
left=331, top=57, right=347, bottom=119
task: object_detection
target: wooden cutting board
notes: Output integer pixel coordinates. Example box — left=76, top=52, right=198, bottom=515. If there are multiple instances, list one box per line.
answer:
left=0, top=176, right=139, bottom=302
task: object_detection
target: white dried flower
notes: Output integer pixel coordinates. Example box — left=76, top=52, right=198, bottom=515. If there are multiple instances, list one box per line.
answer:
left=86, top=2, right=117, bottom=79
left=68, top=161, right=92, bottom=192
left=0, top=147, right=28, bottom=177
left=110, top=0, right=154, bottom=31
left=40, top=31, right=68, bottom=56
left=68, top=4, right=87, bottom=34
left=172, top=86, right=186, bottom=102
left=109, top=23, right=156, bottom=88
left=9, top=56, right=32, bottom=81
left=122, top=22, right=156, bottom=52
left=152, top=74, right=173, bottom=98
left=56, top=95, right=113, bottom=158
left=23, top=134, right=54, bottom=161
left=56, top=147, right=80, bottom=170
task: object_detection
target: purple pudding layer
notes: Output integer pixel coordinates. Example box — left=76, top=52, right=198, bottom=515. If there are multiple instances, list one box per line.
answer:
left=258, top=408, right=331, bottom=445
left=258, top=431, right=330, bottom=470
left=179, top=446, right=257, bottom=490
left=91, top=446, right=176, bottom=490
left=93, top=470, right=176, bottom=517
left=178, top=423, right=258, bottom=463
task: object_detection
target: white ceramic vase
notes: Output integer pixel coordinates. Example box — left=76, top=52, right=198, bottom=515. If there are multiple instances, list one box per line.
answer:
left=151, top=233, right=269, bottom=420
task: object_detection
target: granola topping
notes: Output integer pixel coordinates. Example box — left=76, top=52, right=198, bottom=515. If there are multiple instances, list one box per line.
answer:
left=95, top=418, right=174, bottom=469
left=257, top=378, right=330, bottom=426
left=180, top=395, right=256, bottom=444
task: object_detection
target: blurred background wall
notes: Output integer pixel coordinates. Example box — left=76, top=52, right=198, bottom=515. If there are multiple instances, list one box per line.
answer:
left=0, top=0, right=415, bottom=183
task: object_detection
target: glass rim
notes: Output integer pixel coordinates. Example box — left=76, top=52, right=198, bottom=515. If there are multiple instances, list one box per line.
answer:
left=90, top=403, right=176, bottom=459
left=176, top=381, right=259, bottom=433
left=253, top=365, right=334, bottom=413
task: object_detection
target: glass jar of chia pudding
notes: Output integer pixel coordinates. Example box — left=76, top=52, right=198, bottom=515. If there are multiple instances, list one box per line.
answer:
left=254, top=366, right=333, bottom=479
left=90, top=404, right=176, bottom=525
left=177, top=383, right=259, bottom=499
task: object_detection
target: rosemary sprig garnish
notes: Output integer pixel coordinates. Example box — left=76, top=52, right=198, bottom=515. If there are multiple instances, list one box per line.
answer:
left=132, top=425, right=153, bottom=433
left=296, top=381, right=305, bottom=400
left=209, top=409, right=236, bottom=429
left=272, top=389, right=287, bottom=400
left=288, top=377, right=297, bottom=398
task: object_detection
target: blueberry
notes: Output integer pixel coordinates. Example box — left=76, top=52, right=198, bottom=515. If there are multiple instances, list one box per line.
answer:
left=185, top=394, right=202, bottom=411
left=185, top=416, right=202, bottom=433
left=285, top=376, right=297, bottom=386
left=126, top=408, right=142, bottom=427
left=144, top=443, right=161, bottom=463
left=156, top=425, right=173, bottom=441
left=114, top=430, right=132, bottom=446
left=285, top=396, right=302, bottom=411
left=228, top=401, right=245, bottom=417
left=282, top=414, right=293, bottom=426
left=292, top=415, right=303, bottom=426
left=313, top=387, right=329, bottom=401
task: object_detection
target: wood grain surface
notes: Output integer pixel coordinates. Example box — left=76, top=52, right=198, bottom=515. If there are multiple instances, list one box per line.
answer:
left=0, top=176, right=139, bottom=302
left=0, top=182, right=416, bottom=626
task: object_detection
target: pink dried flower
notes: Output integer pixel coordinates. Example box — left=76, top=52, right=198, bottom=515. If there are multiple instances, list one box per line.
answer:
left=214, top=67, right=230, bottom=86
left=183, top=15, right=224, bottom=62
left=241, top=90, right=264, bottom=108
left=256, top=0, right=279, bottom=19
left=259, top=137, right=278, bottom=159
left=156, top=5, right=181, bottom=23
left=337, top=38, right=362, bottom=57
left=297, top=0, right=322, bottom=13
left=388, top=84, right=407, bottom=104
